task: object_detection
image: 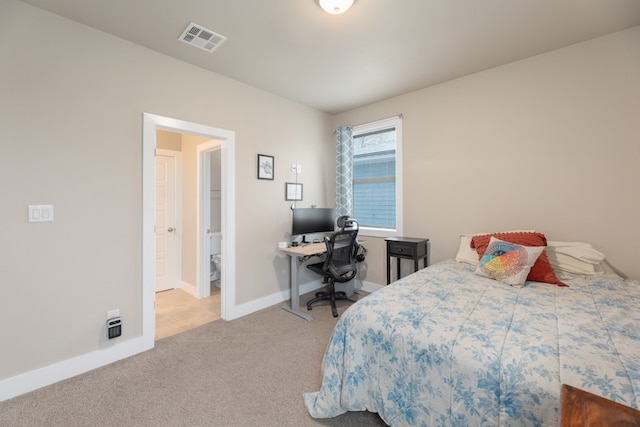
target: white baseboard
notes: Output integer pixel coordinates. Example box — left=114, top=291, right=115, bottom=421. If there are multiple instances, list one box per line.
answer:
left=233, top=278, right=384, bottom=319
left=1, top=278, right=384, bottom=403
left=359, top=280, right=384, bottom=294
left=233, top=279, right=326, bottom=318
left=179, top=280, right=198, bottom=298
left=0, top=336, right=152, bottom=403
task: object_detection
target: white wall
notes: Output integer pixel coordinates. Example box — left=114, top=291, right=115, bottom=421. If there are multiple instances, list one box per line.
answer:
left=0, top=0, right=332, bottom=388
left=333, top=26, right=640, bottom=284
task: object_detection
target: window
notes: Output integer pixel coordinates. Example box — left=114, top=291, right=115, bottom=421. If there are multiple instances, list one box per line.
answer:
left=352, top=117, right=402, bottom=237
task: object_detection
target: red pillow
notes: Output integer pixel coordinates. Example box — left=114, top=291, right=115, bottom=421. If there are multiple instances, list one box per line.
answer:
left=471, top=231, right=567, bottom=287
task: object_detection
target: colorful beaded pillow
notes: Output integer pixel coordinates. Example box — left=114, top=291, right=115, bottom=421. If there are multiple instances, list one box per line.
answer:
left=471, top=231, right=567, bottom=287
left=474, top=237, right=545, bottom=287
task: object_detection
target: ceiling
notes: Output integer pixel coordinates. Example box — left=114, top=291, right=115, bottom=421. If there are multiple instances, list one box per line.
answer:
left=19, top=0, right=640, bottom=114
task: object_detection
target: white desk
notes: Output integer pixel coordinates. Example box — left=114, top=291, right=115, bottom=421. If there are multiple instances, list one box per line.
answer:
left=278, top=242, right=327, bottom=321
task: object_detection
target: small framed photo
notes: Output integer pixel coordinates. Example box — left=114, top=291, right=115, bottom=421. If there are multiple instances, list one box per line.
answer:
left=257, top=154, right=274, bottom=180
left=285, top=182, right=303, bottom=201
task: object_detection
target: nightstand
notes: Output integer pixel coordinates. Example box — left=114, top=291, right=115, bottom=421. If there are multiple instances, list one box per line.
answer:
left=385, top=237, right=429, bottom=284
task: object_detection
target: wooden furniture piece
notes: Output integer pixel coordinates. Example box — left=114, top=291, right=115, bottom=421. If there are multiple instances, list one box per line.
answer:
left=561, top=384, right=640, bottom=426
left=385, top=236, right=429, bottom=284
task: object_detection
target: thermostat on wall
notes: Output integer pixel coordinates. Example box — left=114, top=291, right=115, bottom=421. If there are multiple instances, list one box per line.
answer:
left=107, top=317, right=122, bottom=339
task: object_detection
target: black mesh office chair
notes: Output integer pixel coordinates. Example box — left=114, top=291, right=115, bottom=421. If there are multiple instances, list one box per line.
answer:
left=306, top=218, right=361, bottom=318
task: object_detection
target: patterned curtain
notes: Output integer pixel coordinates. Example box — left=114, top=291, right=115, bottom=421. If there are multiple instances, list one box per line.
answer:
left=335, top=126, right=353, bottom=217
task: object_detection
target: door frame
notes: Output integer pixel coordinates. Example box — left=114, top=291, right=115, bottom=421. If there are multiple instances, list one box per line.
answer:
left=198, top=140, right=222, bottom=299
left=142, top=113, right=236, bottom=347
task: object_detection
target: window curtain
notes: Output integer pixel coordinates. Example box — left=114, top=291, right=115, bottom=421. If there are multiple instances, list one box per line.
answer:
left=335, top=126, right=353, bottom=217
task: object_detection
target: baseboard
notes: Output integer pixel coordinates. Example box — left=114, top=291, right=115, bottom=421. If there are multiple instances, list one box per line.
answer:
left=179, top=280, right=198, bottom=298
left=359, top=280, right=384, bottom=294
left=233, top=278, right=384, bottom=319
left=233, top=279, right=327, bottom=318
left=0, top=336, right=152, bottom=403
left=1, top=278, right=384, bottom=403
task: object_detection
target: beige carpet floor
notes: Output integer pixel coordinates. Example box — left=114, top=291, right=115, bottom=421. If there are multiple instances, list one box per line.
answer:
left=0, top=292, right=387, bottom=426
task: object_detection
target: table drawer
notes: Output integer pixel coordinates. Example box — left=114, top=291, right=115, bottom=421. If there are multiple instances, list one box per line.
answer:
left=388, top=242, right=416, bottom=257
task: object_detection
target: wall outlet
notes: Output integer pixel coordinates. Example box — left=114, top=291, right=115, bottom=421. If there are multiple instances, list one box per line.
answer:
left=291, top=163, right=302, bottom=173
left=107, top=309, right=120, bottom=320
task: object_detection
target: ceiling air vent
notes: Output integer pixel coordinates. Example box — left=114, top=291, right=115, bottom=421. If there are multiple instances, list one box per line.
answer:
left=178, top=22, right=227, bottom=53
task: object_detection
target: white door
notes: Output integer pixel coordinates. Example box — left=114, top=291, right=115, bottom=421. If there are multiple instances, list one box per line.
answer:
left=155, top=153, right=178, bottom=292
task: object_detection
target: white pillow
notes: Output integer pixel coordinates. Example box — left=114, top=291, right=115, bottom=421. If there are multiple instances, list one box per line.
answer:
left=455, top=234, right=480, bottom=265
left=546, top=241, right=611, bottom=276
left=546, top=241, right=605, bottom=264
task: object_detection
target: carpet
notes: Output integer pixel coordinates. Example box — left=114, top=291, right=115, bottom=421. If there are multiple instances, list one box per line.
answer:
left=0, top=296, right=386, bottom=426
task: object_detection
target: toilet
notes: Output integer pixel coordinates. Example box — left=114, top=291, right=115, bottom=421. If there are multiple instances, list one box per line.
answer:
left=210, top=232, right=222, bottom=287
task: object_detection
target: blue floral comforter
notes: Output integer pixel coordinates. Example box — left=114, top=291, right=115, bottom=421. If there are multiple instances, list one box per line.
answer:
left=303, top=259, right=640, bottom=426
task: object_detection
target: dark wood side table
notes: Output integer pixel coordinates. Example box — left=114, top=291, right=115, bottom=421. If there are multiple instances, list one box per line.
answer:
left=385, top=237, right=429, bottom=284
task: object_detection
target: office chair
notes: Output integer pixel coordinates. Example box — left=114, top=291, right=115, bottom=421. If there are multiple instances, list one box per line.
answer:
left=306, top=218, right=361, bottom=318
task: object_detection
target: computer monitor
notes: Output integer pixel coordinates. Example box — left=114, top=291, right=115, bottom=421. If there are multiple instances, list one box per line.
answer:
left=292, top=207, right=335, bottom=242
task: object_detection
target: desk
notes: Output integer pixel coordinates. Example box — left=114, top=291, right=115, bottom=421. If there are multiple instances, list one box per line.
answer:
left=278, top=242, right=327, bottom=321
left=385, top=237, right=429, bottom=284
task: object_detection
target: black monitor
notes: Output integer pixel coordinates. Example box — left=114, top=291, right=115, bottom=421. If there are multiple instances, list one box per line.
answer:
left=292, top=208, right=335, bottom=242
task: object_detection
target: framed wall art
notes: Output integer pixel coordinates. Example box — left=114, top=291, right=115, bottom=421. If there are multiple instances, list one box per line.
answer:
left=285, top=182, right=303, bottom=201
left=257, top=154, right=274, bottom=180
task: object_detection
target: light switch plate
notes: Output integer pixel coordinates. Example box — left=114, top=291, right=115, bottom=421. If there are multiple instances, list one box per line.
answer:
left=28, top=205, right=54, bottom=223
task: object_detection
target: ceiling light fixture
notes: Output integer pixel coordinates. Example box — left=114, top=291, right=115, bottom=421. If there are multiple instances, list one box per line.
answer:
left=318, top=0, right=354, bottom=15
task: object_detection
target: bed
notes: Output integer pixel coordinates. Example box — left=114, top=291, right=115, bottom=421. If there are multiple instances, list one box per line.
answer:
left=303, top=233, right=640, bottom=426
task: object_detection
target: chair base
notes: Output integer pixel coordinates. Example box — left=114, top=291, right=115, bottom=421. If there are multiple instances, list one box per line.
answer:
left=307, top=289, right=355, bottom=318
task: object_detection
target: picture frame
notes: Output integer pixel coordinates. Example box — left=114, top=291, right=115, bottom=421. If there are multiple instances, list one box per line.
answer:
left=257, top=154, right=274, bottom=180
left=285, top=182, right=303, bottom=201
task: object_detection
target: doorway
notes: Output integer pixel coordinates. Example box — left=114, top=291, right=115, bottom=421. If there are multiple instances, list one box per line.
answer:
left=154, top=140, right=222, bottom=340
left=142, top=113, right=237, bottom=347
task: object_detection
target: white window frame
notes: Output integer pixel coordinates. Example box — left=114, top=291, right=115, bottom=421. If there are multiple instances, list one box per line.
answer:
left=352, top=116, right=402, bottom=238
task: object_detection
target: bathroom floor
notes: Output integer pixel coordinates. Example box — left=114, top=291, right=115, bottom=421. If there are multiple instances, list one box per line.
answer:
left=155, top=284, right=221, bottom=340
